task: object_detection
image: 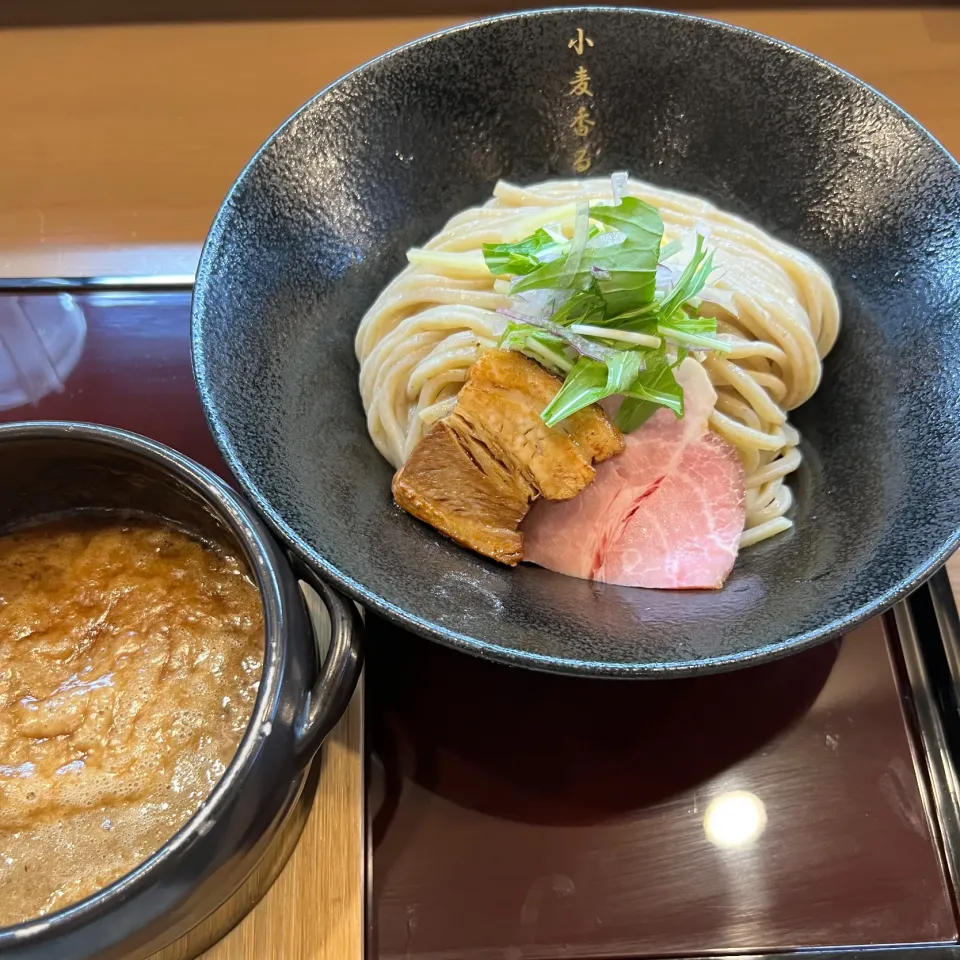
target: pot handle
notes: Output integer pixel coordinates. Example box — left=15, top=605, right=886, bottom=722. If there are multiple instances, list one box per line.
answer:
left=288, top=556, right=364, bottom=761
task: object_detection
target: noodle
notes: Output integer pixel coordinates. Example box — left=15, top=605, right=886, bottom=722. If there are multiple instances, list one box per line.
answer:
left=356, top=176, right=840, bottom=546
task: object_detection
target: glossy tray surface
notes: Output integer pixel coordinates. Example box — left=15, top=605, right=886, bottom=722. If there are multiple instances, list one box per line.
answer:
left=368, top=615, right=956, bottom=958
left=3, top=290, right=957, bottom=960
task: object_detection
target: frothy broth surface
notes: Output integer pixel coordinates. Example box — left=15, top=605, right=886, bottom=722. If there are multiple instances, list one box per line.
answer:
left=0, top=516, right=264, bottom=926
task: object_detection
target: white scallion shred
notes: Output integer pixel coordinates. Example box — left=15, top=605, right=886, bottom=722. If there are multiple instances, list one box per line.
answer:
left=611, top=171, right=629, bottom=206
left=542, top=223, right=567, bottom=244
left=569, top=324, right=662, bottom=348
left=406, top=248, right=489, bottom=277
left=558, top=202, right=590, bottom=289
left=586, top=230, right=626, bottom=250
left=508, top=287, right=571, bottom=321
left=524, top=340, right=574, bottom=374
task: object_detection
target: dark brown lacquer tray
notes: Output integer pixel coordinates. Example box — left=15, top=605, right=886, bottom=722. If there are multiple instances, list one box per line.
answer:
left=7, top=288, right=960, bottom=960
left=367, top=585, right=960, bottom=960
left=0, top=290, right=227, bottom=472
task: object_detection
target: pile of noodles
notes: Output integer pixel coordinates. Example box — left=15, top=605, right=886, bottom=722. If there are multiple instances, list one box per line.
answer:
left=355, top=176, right=840, bottom=547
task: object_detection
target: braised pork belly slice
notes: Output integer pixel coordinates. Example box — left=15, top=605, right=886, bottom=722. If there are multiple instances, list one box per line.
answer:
left=460, top=349, right=625, bottom=479
left=392, top=420, right=532, bottom=565
left=392, top=349, right=624, bottom=565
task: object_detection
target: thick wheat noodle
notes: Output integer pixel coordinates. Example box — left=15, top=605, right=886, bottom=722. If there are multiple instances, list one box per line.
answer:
left=355, top=175, right=840, bottom=546
left=408, top=337, right=479, bottom=398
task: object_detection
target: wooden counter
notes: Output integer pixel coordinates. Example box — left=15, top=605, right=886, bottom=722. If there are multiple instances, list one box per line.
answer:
left=1, top=8, right=959, bottom=960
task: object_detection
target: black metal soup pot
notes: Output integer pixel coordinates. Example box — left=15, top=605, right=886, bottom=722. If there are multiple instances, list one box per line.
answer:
left=0, top=421, right=363, bottom=960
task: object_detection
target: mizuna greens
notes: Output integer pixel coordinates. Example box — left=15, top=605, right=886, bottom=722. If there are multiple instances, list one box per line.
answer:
left=483, top=187, right=729, bottom=433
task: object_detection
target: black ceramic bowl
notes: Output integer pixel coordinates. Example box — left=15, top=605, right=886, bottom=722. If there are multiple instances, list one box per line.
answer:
left=0, top=422, right=362, bottom=960
left=192, top=8, right=960, bottom=678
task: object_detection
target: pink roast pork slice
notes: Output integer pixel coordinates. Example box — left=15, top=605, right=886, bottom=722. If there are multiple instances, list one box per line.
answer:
left=522, top=359, right=746, bottom=589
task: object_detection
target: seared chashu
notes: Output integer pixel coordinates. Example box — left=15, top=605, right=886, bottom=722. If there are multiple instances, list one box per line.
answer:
left=392, top=349, right=624, bottom=564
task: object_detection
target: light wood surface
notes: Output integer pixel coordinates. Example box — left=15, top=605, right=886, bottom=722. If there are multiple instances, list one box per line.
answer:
left=198, top=682, right=364, bottom=960
left=2, top=9, right=959, bottom=960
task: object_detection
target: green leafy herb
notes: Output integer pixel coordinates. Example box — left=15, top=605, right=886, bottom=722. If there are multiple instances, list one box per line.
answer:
left=539, top=357, right=608, bottom=425
left=589, top=197, right=664, bottom=249
left=656, top=308, right=732, bottom=354
left=587, top=198, right=664, bottom=313
left=615, top=347, right=686, bottom=433
left=606, top=350, right=647, bottom=396
left=659, top=237, right=683, bottom=261
left=482, top=229, right=562, bottom=276
left=656, top=234, right=715, bottom=321
left=498, top=323, right=573, bottom=375
left=551, top=278, right=607, bottom=327
left=486, top=178, right=727, bottom=432
left=510, top=217, right=593, bottom=294
left=511, top=197, right=663, bottom=312
left=541, top=350, right=645, bottom=427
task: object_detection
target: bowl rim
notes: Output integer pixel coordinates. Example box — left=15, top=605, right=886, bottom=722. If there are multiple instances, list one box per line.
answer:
left=192, top=6, right=960, bottom=678
left=0, top=420, right=291, bottom=944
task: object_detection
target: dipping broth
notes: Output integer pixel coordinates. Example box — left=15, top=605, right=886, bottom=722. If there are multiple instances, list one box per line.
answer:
left=0, top=516, right=264, bottom=926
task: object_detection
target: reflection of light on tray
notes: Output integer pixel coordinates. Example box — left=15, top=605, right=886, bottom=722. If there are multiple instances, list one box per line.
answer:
left=0, top=295, right=86, bottom=411
left=703, top=790, right=767, bottom=849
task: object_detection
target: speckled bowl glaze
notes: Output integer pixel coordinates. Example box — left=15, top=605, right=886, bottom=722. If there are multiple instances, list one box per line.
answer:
left=192, top=8, right=960, bottom=677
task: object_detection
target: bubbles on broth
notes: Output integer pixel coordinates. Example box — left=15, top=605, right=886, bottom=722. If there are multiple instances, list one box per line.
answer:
left=0, top=515, right=265, bottom=926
